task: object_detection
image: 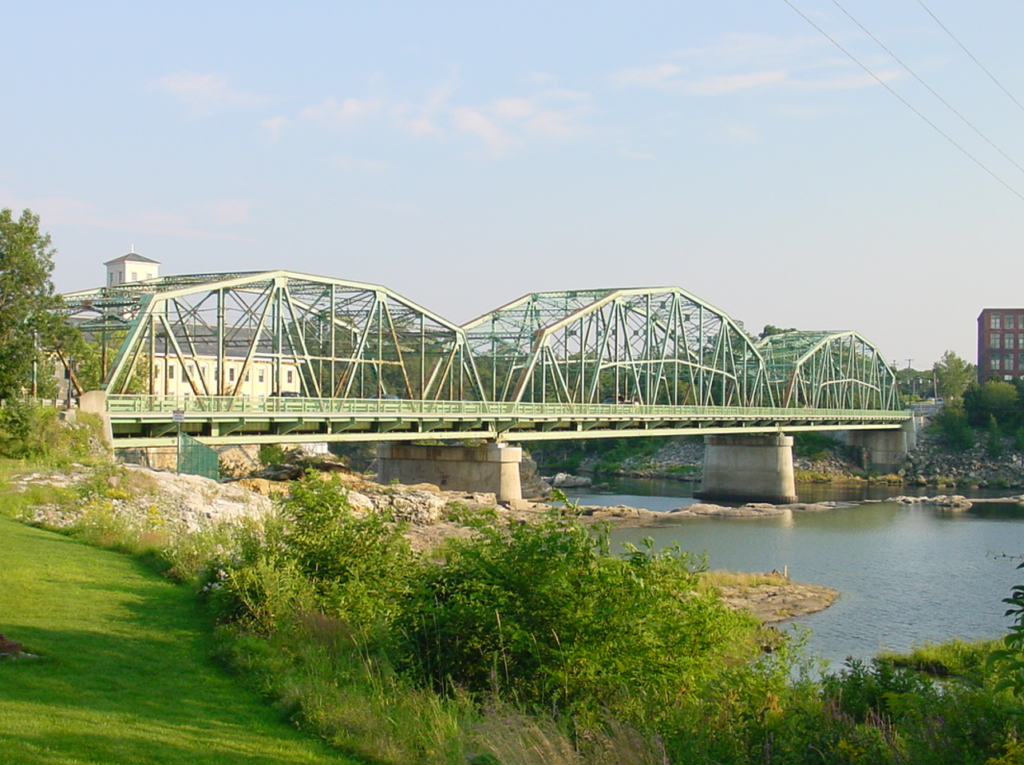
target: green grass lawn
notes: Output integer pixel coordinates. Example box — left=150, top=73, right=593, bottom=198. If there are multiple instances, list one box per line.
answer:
left=0, top=515, right=359, bottom=765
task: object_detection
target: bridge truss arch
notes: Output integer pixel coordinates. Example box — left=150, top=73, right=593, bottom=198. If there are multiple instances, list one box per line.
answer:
left=756, top=330, right=900, bottom=410
left=463, top=287, right=771, bottom=406
left=62, top=271, right=484, bottom=401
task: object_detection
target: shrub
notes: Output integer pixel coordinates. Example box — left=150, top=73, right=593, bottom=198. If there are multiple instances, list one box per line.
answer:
left=989, top=417, right=1006, bottom=458
left=821, top=657, right=937, bottom=723
left=211, top=473, right=418, bottom=635
left=930, top=402, right=975, bottom=451
left=0, top=403, right=98, bottom=462
left=793, top=431, right=841, bottom=460
left=398, top=509, right=757, bottom=723
left=258, top=443, right=288, bottom=467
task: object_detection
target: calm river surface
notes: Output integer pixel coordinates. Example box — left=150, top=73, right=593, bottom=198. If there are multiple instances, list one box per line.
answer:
left=568, top=478, right=1024, bottom=667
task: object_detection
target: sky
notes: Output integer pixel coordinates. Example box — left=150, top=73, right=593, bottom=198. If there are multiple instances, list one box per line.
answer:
left=3, top=1, right=1023, bottom=371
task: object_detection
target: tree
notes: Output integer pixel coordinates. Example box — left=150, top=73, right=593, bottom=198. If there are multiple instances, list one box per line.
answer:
left=965, top=379, right=1018, bottom=429
left=933, top=350, right=975, bottom=402
left=0, top=209, right=65, bottom=400
left=758, top=324, right=796, bottom=340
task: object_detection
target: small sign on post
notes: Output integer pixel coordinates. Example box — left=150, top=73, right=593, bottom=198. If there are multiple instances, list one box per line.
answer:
left=172, top=410, right=185, bottom=424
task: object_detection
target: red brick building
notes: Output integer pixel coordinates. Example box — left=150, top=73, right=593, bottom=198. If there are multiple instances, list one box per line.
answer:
left=978, top=308, right=1024, bottom=382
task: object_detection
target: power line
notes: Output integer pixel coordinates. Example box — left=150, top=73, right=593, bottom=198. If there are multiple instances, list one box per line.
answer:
left=914, top=0, right=1024, bottom=115
left=780, top=0, right=1024, bottom=204
left=829, top=0, right=1024, bottom=178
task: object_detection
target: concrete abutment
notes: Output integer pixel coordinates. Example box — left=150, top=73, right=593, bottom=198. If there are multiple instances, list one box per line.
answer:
left=376, top=443, right=523, bottom=502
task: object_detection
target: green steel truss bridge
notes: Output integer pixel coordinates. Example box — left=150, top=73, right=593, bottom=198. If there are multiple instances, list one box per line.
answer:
left=62, top=271, right=910, bottom=447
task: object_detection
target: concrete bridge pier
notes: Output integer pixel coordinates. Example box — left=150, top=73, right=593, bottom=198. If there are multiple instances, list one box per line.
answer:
left=845, top=420, right=916, bottom=473
left=376, top=443, right=523, bottom=502
left=696, top=434, right=798, bottom=504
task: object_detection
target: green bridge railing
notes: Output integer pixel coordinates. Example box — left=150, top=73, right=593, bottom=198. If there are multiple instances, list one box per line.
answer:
left=106, top=394, right=911, bottom=422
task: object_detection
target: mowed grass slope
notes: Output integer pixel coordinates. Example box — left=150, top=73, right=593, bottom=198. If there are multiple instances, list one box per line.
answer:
left=0, top=515, right=357, bottom=765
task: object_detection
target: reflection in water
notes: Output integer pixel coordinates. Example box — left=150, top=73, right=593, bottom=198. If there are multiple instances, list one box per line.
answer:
left=568, top=478, right=1024, bottom=666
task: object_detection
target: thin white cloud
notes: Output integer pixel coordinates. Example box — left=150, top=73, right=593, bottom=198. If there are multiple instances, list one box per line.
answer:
left=393, top=81, right=457, bottom=136
left=449, top=90, right=591, bottom=153
left=684, top=70, right=789, bottom=96
left=296, top=82, right=591, bottom=155
left=613, top=33, right=899, bottom=97
left=613, top=63, right=684, bottom=89
left=450, top=106, right=514, bottom=152
left=151, top=73, right=268, bottom=112
left=720, top=125, right=757, bottom=142
left=334, top=156, right=389, bottom=172
left=301, top=97, right=382, bottom=127
left=261, top=116, right=289, bottom=141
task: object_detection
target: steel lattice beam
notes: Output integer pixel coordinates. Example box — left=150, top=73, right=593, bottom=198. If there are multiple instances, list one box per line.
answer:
left=62, top=271, right=485, bottom=401
left=463, top=287, right=771, bottom=406
left=757, top=330, right=900, bottom=410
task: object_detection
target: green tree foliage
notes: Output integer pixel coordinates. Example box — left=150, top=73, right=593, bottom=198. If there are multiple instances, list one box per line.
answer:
left=0, top=402, right=97, bottom=460
left=933, top=350, right=975, bottom=402
left=212, top=473, right=417, bottom=636
left=398, top=507, right=755, bottom=721
left=895, top=366, right=930, bottom=402
left=988, top=417, right=1006, bottom=458
left=281, top=475, right=418, bottom=628
left=990, top=562, right=1024, bottom=708
left=212, top=479, right=758, bottom=728
left=758, top=324, right=796, bottom=340
left=965, top=380, right=1018, bottom=429
left=929, top=400, right=975, bottom=450
left=0, top=209, right=67, bottom=399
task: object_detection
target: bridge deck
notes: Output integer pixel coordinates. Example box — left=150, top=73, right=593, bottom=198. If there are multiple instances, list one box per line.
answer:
left=105, top=395, right=912, bottom=448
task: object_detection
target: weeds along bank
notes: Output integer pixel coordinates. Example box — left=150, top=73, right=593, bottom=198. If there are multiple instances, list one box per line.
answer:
left=6, top=406, right=1024, bottom=764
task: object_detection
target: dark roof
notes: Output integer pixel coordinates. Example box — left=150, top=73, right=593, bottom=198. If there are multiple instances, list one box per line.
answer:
left=103, top=252, right=161, bottom=266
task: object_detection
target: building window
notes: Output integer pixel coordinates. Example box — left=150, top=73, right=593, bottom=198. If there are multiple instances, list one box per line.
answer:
left=1018, top=353, right=1024, bottom=369
left=154, top=365, right=161, bottom=378
left=244, top=371, right=250, bottom=382
left=168, top=364, right=175, bottom=380
left=992, top=354, right=1002, bottom=370
left=1007, top=334, right=1016, bottom=351
left=992, top=333, right=1002, bottom=349
left=1008, top=315, right=1017, bottom=330
left=229, top=367, right=236, bottom=382
left=108, top=273, right=114, bottom=285
left=131, top=271, right=137, bottom=281
left=992, top=314, right=1002, bottom=330
left=286, top=370, right=294, bottom=384
left=258, top=369, right=265, bottom=383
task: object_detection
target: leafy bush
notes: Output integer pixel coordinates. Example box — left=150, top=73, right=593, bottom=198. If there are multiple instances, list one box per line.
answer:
left=0, top=403, right=103, bottom=464
left=398, top=509, right=757, bottom=722
left=989, top=417, right=1007, bottom=458
left=258, top=443, right=288, bottom=467
left=929, top=401, right=975, bottom=451
left=793, top=431, right=841, bottom=460
left=210, top=473, right=418, bottom=635
left=821, top=658, right=937, bottom=723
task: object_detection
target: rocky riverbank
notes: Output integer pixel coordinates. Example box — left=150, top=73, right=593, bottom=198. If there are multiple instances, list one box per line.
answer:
left=7, top=458, right=852, bottom=622
left=715, top=581, right=840, bottom=624
left=531, top=427, right=1024, bottom=491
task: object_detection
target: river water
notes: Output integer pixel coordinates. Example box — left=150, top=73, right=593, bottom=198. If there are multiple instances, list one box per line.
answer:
left=568, top=479, right=1024, bottom=667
